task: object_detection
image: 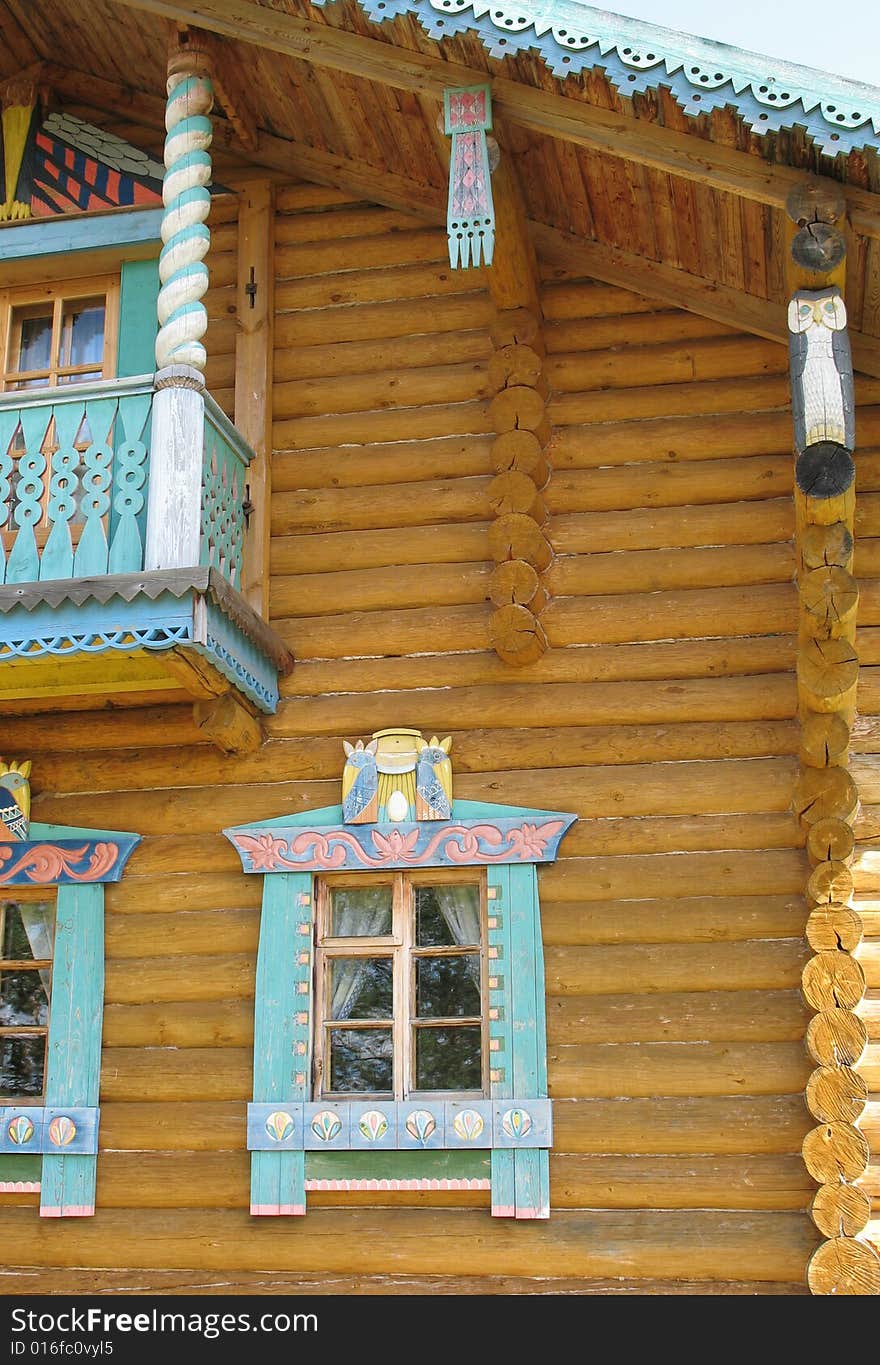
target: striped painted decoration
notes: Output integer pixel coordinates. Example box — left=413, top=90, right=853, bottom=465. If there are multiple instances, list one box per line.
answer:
left=155, top=53, right=214, bottom=372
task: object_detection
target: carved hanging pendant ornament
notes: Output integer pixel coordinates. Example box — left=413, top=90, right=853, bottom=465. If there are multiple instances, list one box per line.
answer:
left=0, top=758, right=31, bottom=841
left=444, top=85, right=495, bottom=270
left=342, top=728, right=452, bottom=825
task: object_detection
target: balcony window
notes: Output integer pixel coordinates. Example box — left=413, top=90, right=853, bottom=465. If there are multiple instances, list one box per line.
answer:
left=1, top=278, right=118, bottom=391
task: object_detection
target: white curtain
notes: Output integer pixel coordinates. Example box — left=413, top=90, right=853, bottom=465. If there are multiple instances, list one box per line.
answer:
left=432, top=887, right=481, bottom=987
left=329, top=891, right=393, bottom=1021
left=327, top=886, right=483, bottom=1019
left=19, top=902, right=55, bottom=997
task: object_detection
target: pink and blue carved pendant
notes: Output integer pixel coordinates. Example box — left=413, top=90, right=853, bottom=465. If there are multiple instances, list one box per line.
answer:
left=444, top=86, right=495, bottom=269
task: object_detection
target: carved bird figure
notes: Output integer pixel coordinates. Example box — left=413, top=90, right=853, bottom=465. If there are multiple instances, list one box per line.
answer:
left=788, top=288, right=855, bottom=453
left=342, top=739, right=379, bottom=825
left=415, top=735, right=453, bottom=821
left=0, top=759, right=31, bottom=841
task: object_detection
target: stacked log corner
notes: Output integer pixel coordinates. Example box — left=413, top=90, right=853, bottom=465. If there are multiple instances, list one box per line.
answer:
left=487, top=308, right=552, bottom=665
left=785, top=186, right=880, bottom=1295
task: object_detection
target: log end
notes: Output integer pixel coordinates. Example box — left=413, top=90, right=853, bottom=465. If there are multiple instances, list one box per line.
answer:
left=807, top=1236, right=880, bottom=1296
left=796, top=442, right=855, bottom=500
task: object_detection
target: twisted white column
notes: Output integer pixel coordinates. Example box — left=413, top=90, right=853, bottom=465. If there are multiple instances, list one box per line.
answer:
left=146, top=40, right=213, bottom=572
left=156, top=44, right=214, bottom=372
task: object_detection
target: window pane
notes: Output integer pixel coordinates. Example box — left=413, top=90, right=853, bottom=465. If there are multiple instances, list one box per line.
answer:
left=329, top=885, right=393, bottom=937
left=328, top=957, right=392, bottom=1021
left=328, top=1027, right=392, bottom=1092
left=58, top=370, right=102, bottom=386
left=415, top=1026, right=482, bottom=1091
left=415, top=884, right=480, bottom=947
left=2, top=901, right=55, bottom=961
left=416, top=955, right=480, bottom=1018
left=13, top=309, right=52, bottom=373
left=0, top=970, right=49, bottom=1025
left=0, top=1035, right=46, bottom=1096
left=60, top=300, right=105, bottom=369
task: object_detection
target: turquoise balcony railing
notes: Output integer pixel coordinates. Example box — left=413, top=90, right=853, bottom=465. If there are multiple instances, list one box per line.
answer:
left=0, top=376, right=253, bottom=590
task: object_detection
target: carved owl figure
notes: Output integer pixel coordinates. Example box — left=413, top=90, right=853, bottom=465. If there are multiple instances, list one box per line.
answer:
left=342, top=739, right=379, bottom=825
left=415, top=735, right=453, bottom=821
left=788, top=288, right=855, bottom=453
left=0, top=759, right=31, bottom=841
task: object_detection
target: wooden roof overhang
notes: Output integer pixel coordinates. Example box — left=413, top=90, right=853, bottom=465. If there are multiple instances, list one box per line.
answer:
left=2, top=0, right=879, bottom=371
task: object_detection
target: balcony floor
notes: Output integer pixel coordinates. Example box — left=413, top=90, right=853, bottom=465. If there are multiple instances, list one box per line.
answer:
left=0, top=567, right=293, bottom=749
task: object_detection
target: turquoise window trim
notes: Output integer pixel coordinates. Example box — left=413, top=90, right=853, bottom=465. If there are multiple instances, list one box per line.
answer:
left=228, top=799, right=575, bottom=1220
left=0, top=820, right=141, bottom=1217
left=118, top=259, right=160, bottom=379
left=250, top=871, right=311, bottom=1217
left=0, top=208, right=162, bottom=265
left=39, top=883, right=103, bottom=1218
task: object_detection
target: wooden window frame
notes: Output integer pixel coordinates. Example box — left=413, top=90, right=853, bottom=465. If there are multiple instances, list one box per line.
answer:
left=313, top=868, right=488, bottom=1102
left=0, top=886, right=56, bottom=1107
left=0, top=274, right=122, bottom=553
left=0, top=275, right=119, bottom=392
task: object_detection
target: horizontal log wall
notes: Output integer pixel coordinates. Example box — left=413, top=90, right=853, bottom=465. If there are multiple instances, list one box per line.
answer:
left=12, top=185, right=880, bottom=1294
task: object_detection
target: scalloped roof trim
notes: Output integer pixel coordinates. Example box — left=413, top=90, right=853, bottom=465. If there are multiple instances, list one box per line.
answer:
left=313, top=0, right=880, bottom=154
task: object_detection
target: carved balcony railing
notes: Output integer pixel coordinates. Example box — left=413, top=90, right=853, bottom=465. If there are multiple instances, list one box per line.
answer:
left=0, top=376, right=292, bottom=734
left=0, top=376, right=252, bottom=589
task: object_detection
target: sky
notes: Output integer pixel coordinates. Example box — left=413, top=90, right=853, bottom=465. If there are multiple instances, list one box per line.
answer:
left=598, top=1, right=880, bottom=88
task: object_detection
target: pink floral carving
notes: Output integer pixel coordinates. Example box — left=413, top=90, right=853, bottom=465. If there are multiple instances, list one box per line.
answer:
left=86, top=843, right=120, bottom=879
left=506, top=822, right=564, bottom=860
left=371, top=828, right=420, bottom=861
left=289, top=830, right=376, bottom=868
left=234, top=833, right=292, bottom=871
left=233, top=819, right=568, bottom=871
left=0, top=843, right=120, bottom=883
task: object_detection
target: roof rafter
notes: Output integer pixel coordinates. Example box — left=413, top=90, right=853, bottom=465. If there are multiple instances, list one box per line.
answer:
left=532, top=222, right=880, bottom=378
left=41, top=61, right=448, bottom=215
left=102, top=0, right=880, bottom=242
left=39, top=60, right=880, bottom=376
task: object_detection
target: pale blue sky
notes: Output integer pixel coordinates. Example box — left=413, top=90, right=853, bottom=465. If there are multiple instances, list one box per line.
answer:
left=600, top=1, right=880, bottom=87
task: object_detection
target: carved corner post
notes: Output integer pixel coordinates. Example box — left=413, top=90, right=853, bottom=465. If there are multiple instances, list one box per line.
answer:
left=145, top=30, right=214, bottom=573
left=785, top=182, right=880, bottom=1296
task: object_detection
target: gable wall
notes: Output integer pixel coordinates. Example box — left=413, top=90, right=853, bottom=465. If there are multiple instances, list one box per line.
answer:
left=12, top=180, right=880, bottom=1291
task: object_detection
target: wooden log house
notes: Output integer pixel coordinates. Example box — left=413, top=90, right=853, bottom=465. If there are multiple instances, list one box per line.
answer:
left=1, top=0, right=880, bottom=1297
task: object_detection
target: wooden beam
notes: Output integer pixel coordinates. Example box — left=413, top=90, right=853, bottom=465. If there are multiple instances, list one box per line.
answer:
left=104, top=0, right=880, bottom=242
left=235, top=178, right=274, bottom=619
left=532, top=221, right=880, bottom=379
left=0, top=1, right=48, bottom=70
left=193, top=691, right=262, bottom=753
left=39, top=61, right=880, bottom=377
left=43, top=62, right=447, bottom=216
left=487, top=135, right=541, bottom=317
left=199, top=30, right=258, bottom=150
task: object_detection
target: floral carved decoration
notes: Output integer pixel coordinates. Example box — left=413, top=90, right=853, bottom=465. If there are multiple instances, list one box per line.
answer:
left=230, top=818, right=571, bottom=873
left=0, top=839, right=136, bottom=884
